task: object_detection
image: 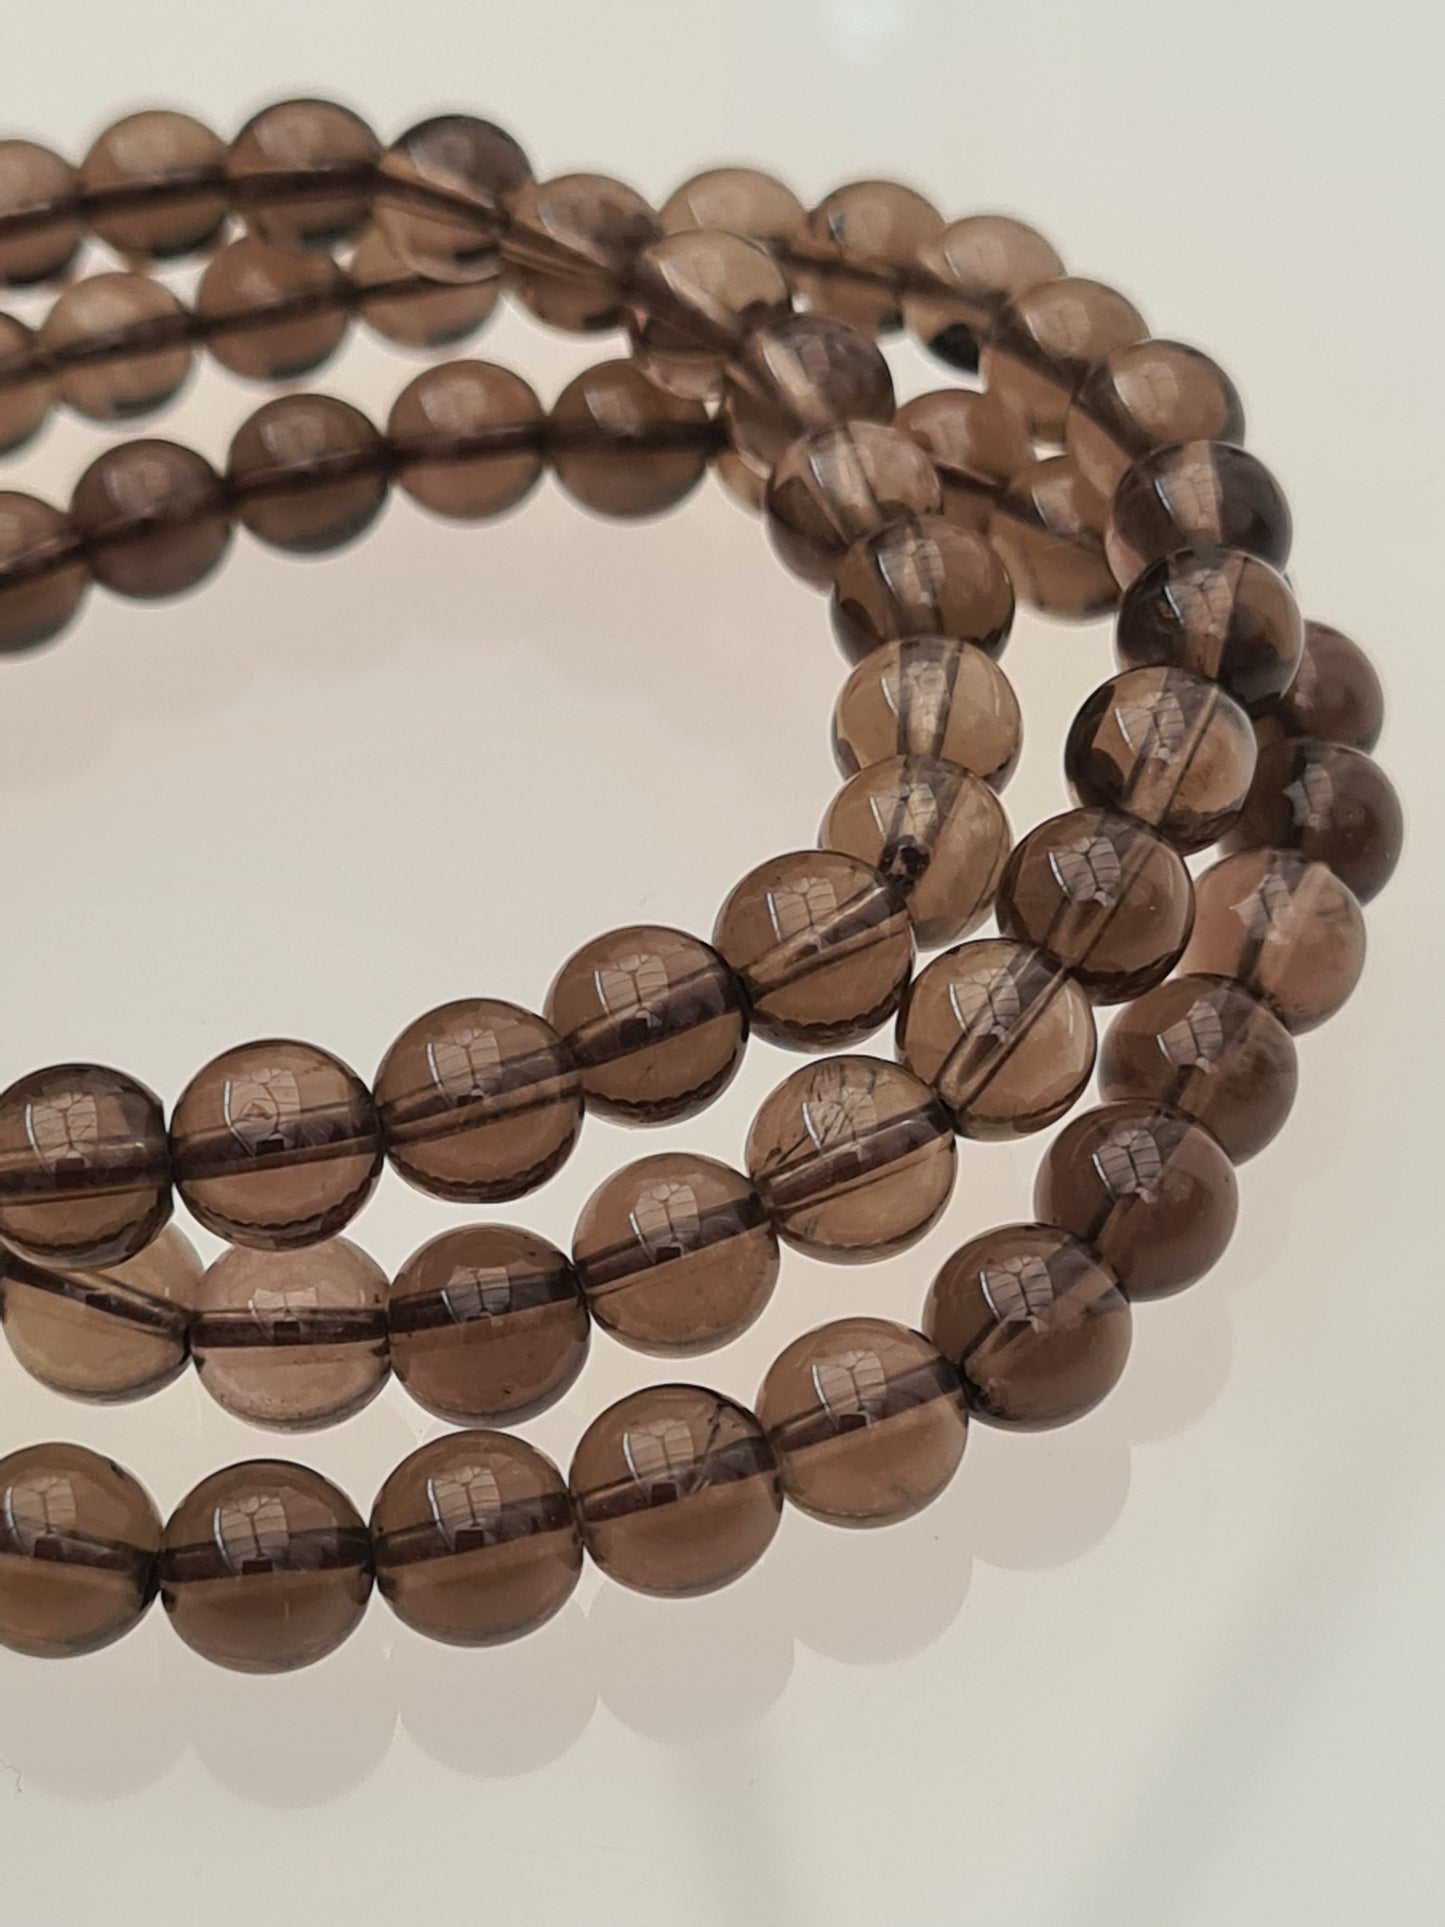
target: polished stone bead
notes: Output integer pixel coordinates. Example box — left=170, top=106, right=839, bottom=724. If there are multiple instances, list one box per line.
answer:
left=905, top=214, right=1064, bottom=372
left=982, top=276, right=1146, bottom=440
left=986, top=455, right=1117, bottom=619
left=0, top=314, right=50, bottom=453
left=0, top=492, right=88, bottom=652
left=894, top=388, right=1033, bottom=530
left=228, top=98, right=379, bottom=254
left=832, top=637, right=1022, bottom=789
left=70, top=439, right=232, bottom=599
left=660, top=167, right=806, bottom=245
left=1115, top=545, right=1304, bottom=716
left=830, top=513, right=1015, bottom=664
left=376, top=114, right=531, bottom=282
left=625, top=228, right=791, bottom=401
left=1105, top=441, right=1292, bottom=589
left=792, top=179, right=943, bottom=332
left=0, top=1444, right=160, bottom=1657
left=766, top=423, right=942, bottom=586
left=39, top=271, right=192, bottom=422
left=79, top=110, right=228, bottom=262
left=1268, top=619, right=1384, bottom=752
left=196, top=236, right=351, bottom=381
left=351, top=226, right=500, bottom=348
left=388, top=361, right=545, bottom=519
left=549, top=359, right=711, bottom=517
left=721, top=312, right=894, bottom=469
left=1065, top=339, right=1245, bottom=503
left=507, top=174, right=660, bottom=332
left=1225, top=739, right=1402, bottom=902
left=0, top=138, right=82, bottom=285
left=228, top=395, right=389, bottom=554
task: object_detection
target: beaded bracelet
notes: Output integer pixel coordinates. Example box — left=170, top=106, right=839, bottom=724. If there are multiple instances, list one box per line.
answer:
left=0, top=101, right=1403, bottom=1675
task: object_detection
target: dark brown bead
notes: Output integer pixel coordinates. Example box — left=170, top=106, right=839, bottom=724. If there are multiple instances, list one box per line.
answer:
left=1035, top=1100, right=1239, bottom=1300
left=228, top=98, right=379, bottom=253
left=372, top=1432, right=581, bottom=1645
left=70, top=439, right=232, bottom=599
left=745, top=1055, right=955, bottom=1261
left=1065, top=666, right=1257, bottom=852
left=0, top=314, right=50, bottom=453
left=793, top=180, right=943, bottom=333
left=0, top=492, right=88, bottom=654
left=625, top=229, right=791, bottom=401
left=897, top=939, right=1096, bottom=1140
left=160, top=1461, right=371, bottom=1672
left=0, top=1445, right=159, bottom=1657
left=905, top=214, right=1064, bottom=372
left=767, top=423, right=943, bottom=586
left=660, top=167, right=806, bottom=245
left=996, top=807, right=1195, bottom=1001
left=0, top=139, right=81, bottom=285
left=351, top=226, right=499, bottom=348
left=924, top=1224, right=1131, bottom=1428
left=894, top=388, right=1033, bottom=531
left=1106, top=442, right=1292, bottom=589
left=982, top=277, right=1146, bottom=440
left=821, top=754, right=1011, bottom=949
left=1271, top=619, right=1385, bottom=752
left=713, top=848, right=914, bottom=1048
left=714, top=445, right=770, bottom=513
left=1225, top=739, right=1402, bottom=903
left=1065, top=340, right=1245, bottom=503
left=544, top=924, right=746, bottom=1123
left=376, top=114, right=531, bottom=283
left=550, top=359, right=710, bottom=517
left=39, top=272, right=192, bottom=422
left=757, top=1317, right=968, bottom=1526
left=0, top=1064, right=171, bottom=1269
left=830, top=513, right=1015, bottom=664
left=1116, top=545, right=1304, bottom=716
left=721, top=312, right=894, bottom=469
left=374, top=997, right=582, bottom=1203
left=1098, top=973, right=1298, bottom=1163
left=569, top=1386, right=781, bottom=1596
left=192, top=1238, right=389, bottom=1430
left=1179, top=849, right=1367, bottom=1033
left=832, top=637, right=1022, bottom=788
left=986, top=456, right=1117, bottom=619
left=507, top=174, right=660, bottom=332
left=389, top=361, right=544, bottom=519
left=196, top=236, right=350, bottom=381
left=0, top=1225, right=199, bottom=1402
left=170, top=1039, right=383, bottom=1249
left=572, top=1153, right=778, bottom=1353
left=387, top=1224, right=589, bottom=1425
left=228, top=395, right=389, bottom=554
left=79, top=110, right=228, bottom=261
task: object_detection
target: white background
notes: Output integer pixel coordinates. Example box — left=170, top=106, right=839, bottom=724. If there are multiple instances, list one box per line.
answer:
left=1, top=3, right=1442, bottom=1921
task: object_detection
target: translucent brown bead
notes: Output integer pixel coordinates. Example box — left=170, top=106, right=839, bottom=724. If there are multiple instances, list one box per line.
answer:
left=1115, top=545, right=1304, bottom=716
left=374, top=997, right=582, bottom=1203
left=39, top=272, right=192, bottom=422
left=569, top=1386, right=781, bottom=1597
left=1105, top=441, right=1292, bottom=590
left=191, top=1238, right=389, bottom=1431
left=1179, top=848, right=1367, bottom=1033
left=720, top=312, right=894, bottom=469
left=1270, top=619, right=1384, bottom=752
left=196, top=236, right=350, bottom=381
left=1065, top=340, right=1245, bottom=503
left=169, top=1039, right=383, bottom=1249
left=829, top=513, right=1015, bottom=664
left=351, top=226, right=499, bottom=349
left=1225, top=739, right=1402, bottom=903
left=792, top=180, right=943, bottom=333
left=372, top=1433, right=581, bottom=1646
left=986, top=456, right=1117, bottom=619
left=745, top=1055, right=955, bottom=1261
left=766, top=423, right=942, bottom=587
left=376, top=113, right=531, bottom=283
left=714, top=445, right=770, bottom=513
left=625, top=229, right=791, bottom=402
left=821, top=754, right=1011, bottom=950
left=0, top=1224, right=199, bottom=1403
left=894, top=388, right=1033, bottom=531
left=907, top=215, right=1061, bottom=367
left=0, top=492, right=88, bottom=653
left=712, top=848, right=914, bottom=1048
left=572, top=1153, right=778, bottom=1354
left=549, top=359, right=710, bottom=517
left=0, top=314, right=49, bottom=453
left=757, top=1318, right=968, bottom=1526
left=1098, top=973, right=1298, bottom=1163
left=0, top=1063, right=171, bottom=1269
left=228, top=395, right=389, bottom=554
left=387, top=1224, right=589, bottom=1425
left=0, top=138, right=81, bottom=285
left=660, top=166, right=805, bottom=245
left=897, top=939, right=1096, bottom=1139
left=544, top=924, right=746, bottom=1122
left=0, top=1444, right=159, bottom=1657
left=160, top=1461, right=371, bottom=1673
left=507, top=174, right=660, bottom=332
left=1065, top=666, right=1257, bottom=852
left=982, top=277, right=1146, bottom=440
left=832, top=637, right=1022, bottom=789
left=924, top=1224, right=1131, bottom=1429
left=997, top=807, right=1195, bottom=1002
left=70, top=439, right=232, bottom=599
left=389, top=361, right=545, bottom=519
left=79, top=110, right=228, bottom=261
left=227, top=97, right=379, bottom=254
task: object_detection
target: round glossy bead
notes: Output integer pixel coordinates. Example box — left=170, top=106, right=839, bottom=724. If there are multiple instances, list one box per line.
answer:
left=766, top=423, right=942, bottom=587
left=0, top=1445, right=159, bottom=1657
left=745, top=1055, right=955, bottom=1261
left=1065, top=340, right=1245, bottom=503
left=387, top=1225, right=589, bottom=1425
left=227, top=98, right=379, bottom=253
left=792, top=180, right=943, bottom=333
left=507, top=174, right=660, bottom=332
left=374, top=997, right=582, bottom=1203
left=388, top=361, right=545, bottom=519
left=169, top=1039, right=383, bottom=1249
left=1065, top=666, right=1257, bottom=852
left=712, top=848, right=914, bottom=1048
left=350, top=225, right=499, bottom=348
left=0, top=1063, right=170, bottom=1269
left=660, top=167, right=805, bottom=244
left=1116, top=546, right=1304, bottom=716
left=191, top=1239, right=389, bottom=1430
left=0, top=139, right=81, bottom=285
left=832, top=638, right=1022, bottom=788
left=79, top=110, right=228, bottom=261
left=924, top=1224, right=1131, bottom=1428
left=544, top=924, right=746, bottom=1123
left=996, top=807, right=1194, bottom=1001
left=1179, top=849, right=1367, bottom=1033
left=371, top=1433, right=581, bottom=1646
left=982, top=277, right=1147, bottom=440
left=1225, top=739, right=1402, bottom=903
left=721, top=312, right=894, bottom=469
left=1105, top=442, right=1292, bottom=590
left=0, top=492, right=88, bottom=654
left=821, top=755, right=1011, bottom=950
left=1099, top=974, right=1298, bottom=1163
left=1270, top=619, right=1384, bottom=752
left=625, top=229, right=791, bottom=401
left=228, top=395, right=389, bottom=554
left=376, top=113, right=531, bottom=282
left=550, top=359, right=710, bottom=517
left=572, top=1153, right=779, bottom=1354
left=39, top=272, right=192, bottom=422
left=0, top=1225, right=199, bottom=1402
left=905, top=214, right=1064, bottom=372
left=986, top=456, right=1117, bottom=619
left=70, top=439, right=232, bottom=599
left=196, top=236, right=350, bottom=381
left=894, top=389, right=1033, bottom=531
left=897, top=939, right=1096, bottom=1140
left=0, top=315, right=50, bottom=453
left=159, top=1461, right=371, bottom=1673
left=569, top=1386, right=781, bottom=1597
left=830, top=513, right=1015, bottom=664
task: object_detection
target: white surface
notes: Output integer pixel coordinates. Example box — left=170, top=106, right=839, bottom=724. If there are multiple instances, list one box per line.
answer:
left=1, top=4, right=1442, bottom=1922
